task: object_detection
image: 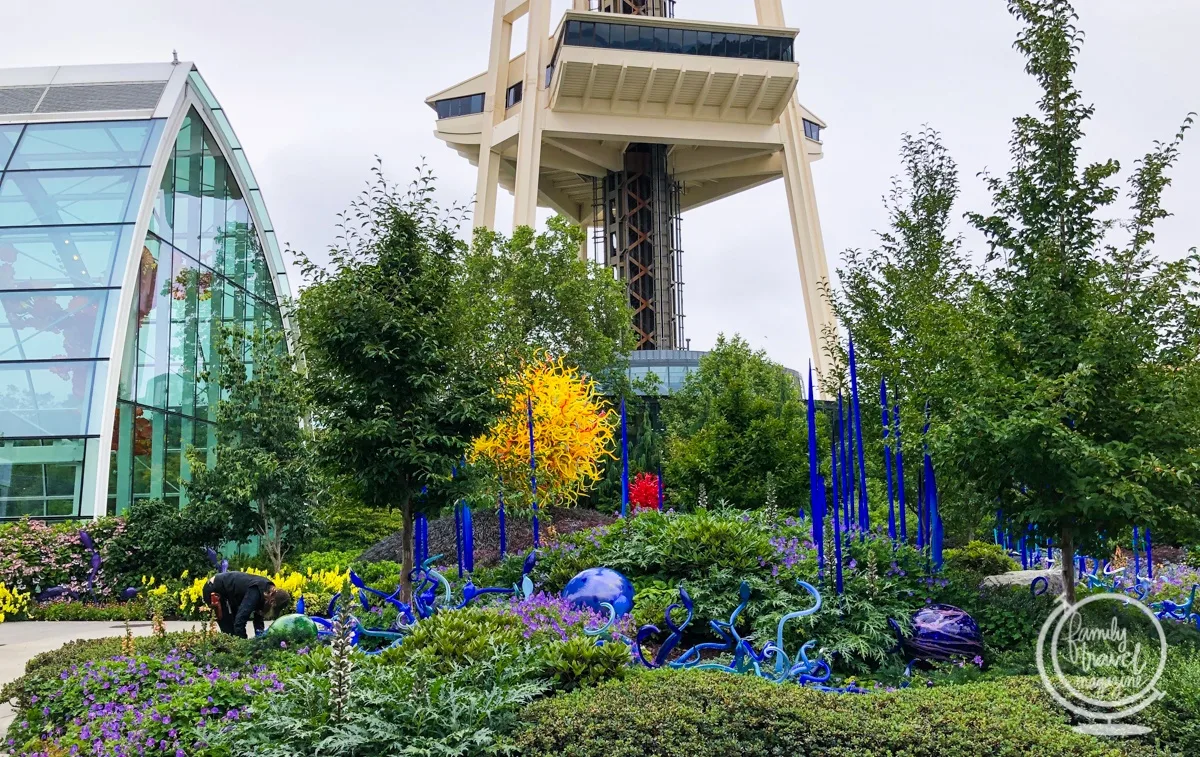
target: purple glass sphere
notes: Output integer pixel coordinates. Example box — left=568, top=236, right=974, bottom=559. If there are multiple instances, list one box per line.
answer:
left=561, top=567, right=635, bottom=617
left=900, top=604, right=982, bottom=662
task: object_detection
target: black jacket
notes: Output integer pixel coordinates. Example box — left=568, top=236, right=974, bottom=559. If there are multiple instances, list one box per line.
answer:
left=211, top=572, right=274, bottom=638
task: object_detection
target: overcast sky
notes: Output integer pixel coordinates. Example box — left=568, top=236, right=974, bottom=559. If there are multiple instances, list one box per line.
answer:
left=4, top=0, right=1198, bottom=370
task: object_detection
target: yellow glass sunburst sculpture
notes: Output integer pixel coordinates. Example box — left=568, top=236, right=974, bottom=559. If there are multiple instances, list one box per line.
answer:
left=472, top=354, right=615, bottom=506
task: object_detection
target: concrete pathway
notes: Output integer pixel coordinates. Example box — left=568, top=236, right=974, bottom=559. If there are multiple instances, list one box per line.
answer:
left=0, top=621, right=200, bottom=739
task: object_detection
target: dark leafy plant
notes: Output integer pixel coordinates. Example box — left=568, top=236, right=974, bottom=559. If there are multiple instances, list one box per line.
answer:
left=535, top=637, right=631, bottom=692
left=209, top=650, right=545, bottom=757
left=102, top=498, right=226, bottom=589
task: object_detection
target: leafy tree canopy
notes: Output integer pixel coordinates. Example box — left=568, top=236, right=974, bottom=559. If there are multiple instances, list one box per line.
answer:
left=663, top=335, right=807, bottom=510
left=459, top=217, right=634, bottom=383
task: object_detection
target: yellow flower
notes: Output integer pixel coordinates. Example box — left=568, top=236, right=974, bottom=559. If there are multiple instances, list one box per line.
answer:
left=0, top=583, right=32, bottom=623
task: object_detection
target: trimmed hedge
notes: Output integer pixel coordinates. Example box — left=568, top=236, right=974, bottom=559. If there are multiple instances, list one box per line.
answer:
left=510, top=669, right=1124, bottom=757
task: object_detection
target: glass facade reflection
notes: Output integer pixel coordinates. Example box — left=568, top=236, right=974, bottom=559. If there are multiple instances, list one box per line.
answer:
left=0, top=67, right=289, bottom=520
left=109, top=108, right=282, bottom=514
left=562, top=20, right=795, bottom=62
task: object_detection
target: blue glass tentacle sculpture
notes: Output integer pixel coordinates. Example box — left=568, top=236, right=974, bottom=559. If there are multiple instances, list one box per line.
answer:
left=633, top=585, right=695, bottom=668
left=1155, top=585, right=1196, bottom=621
left=348, top=569, right=417, bottom=626
left=671, top=581, right=753, bottom=670
left=455, top=551, right=537, bottom=609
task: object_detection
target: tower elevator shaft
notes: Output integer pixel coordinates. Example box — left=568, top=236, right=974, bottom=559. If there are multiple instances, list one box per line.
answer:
left=593, top=143, right=684, bottom=351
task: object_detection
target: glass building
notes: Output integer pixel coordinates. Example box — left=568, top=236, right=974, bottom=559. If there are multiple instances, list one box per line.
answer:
left=0, top=63, right=292, bottom=520
left=627, top=349, right=803, bottom=396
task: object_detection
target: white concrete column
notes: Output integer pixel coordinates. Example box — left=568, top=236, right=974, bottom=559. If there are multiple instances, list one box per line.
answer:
left=512, top=0, right=553, bottom=229
left=474, top=0, right=513, bottom=231
left=754, top=0, right=839, bottom=388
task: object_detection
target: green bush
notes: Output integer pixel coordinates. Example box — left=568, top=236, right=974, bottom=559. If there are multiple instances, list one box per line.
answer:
left=209, top=650, right=545, bottom=757
left=306, top=501, right=406, bottom=554
left=102, top=498, right=227, bottom=588
left=1134, top=646, right=1200, bottom=753
left=25, top=599, right=149, bottom=622
left=294, top=549, right=361, bottom=574
left=536, top=637, right=631, bottom=692
left=491, top=508, right=932, bottom=675
left=944, top=541, right=1019, bottom=578
left=509, top=670, right=1124, bottom=757
left=380, top=606, right=526, bottom=671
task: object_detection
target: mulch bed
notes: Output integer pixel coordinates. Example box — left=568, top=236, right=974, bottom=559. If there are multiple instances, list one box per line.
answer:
left=358, top=506, right=616, bottom=568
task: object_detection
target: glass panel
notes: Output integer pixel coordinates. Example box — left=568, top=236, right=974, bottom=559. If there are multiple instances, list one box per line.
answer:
left=709, top=32, right=727, bottom=57
left=148, top=148, right=175, bottom=243
left=740, top=34, right=755, bottom=58
left=767, top=37, right=783, bottom=61
left=0, top=224, right=132, bottom=290
left=639, top=25, right=656, bottom=52
left=6, top=121, right=157, bottom=170
left=0, top=125, right=23, bottom=170
left=248, top=189, right=274, bottom=232
left=134, top=236, right=171, bottom=408
left=0, top=168, right=148, bottom=227
left=782, top=38, right=794, bottom=62
left=0, top=438, right=85, bottom=519
left=131, top=405, right=165, bottom=500
left=0, top=360, right=107, bottom=437
left=187, top=71, right=221, bottom=111
left=212, top=110, right=241, bottom=150
left=653, top=27, right=669, bottom=53
left=0, top=289, right=113, bottom=361
left=173, top=111, right=204, bottom=257
left=195, top=272, right=223, bottom=422
left=565, top=20, right=581, bottom=46
left=198, top=130, right=228, bottom=268
left=166, top=250, right=204, bottom=417
left=681, top=29, right=698, bottom=56
left=696, top=31, right=712, bottom=56
left=593, top=22, right=610, bottom=49
left=667, top=28, right=683, bottom=55
left=607, top=23, right=625, bottom=48
left=578, top=21, right=594, bottom=46
left=230, top=148, right=258, bottom=190
left=754, top=35, right=769, bottom=59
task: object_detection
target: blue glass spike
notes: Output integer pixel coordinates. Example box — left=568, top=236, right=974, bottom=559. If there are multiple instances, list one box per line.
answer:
left=680, top=585, right=693, bottom=611
left=739, top=580, right=751, bottom=604
left=522, top=550, right=538, bottom=576
left=521, top=575, right=534, bottom=598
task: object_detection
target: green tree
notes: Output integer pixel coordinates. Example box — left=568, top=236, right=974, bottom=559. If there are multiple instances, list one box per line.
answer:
left=827, top=129, right=989, bottom=539
left=952, top=0, right=1200, bottom=600
left=296, top=169, right=500, bottom=600
left=458, top=216, right=634, bottom=381
left=186, top=326, right=315, bottom=573
left=662, top=335, right=807, bottom=510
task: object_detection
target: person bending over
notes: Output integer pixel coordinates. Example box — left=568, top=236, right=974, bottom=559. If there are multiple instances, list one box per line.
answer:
left=202, top=571, right=292, bottom=638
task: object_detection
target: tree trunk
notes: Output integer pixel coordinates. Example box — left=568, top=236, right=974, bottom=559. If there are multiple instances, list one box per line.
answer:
left=1061, top=527, right=1076, bottom=605
left=400, top=494, right=414, bottom=604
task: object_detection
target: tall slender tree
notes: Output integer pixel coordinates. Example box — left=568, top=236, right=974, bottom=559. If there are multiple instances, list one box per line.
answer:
left=296, top=169, right=499, bottom=600
left=955, top=0, right=1200, bottom=600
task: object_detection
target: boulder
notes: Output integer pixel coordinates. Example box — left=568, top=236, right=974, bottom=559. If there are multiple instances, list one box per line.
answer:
left=980, top=568, right=1065, bottom=595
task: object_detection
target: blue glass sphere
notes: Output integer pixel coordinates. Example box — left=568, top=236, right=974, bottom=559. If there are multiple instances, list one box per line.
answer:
left=561, top=567, right=635, bottom=617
